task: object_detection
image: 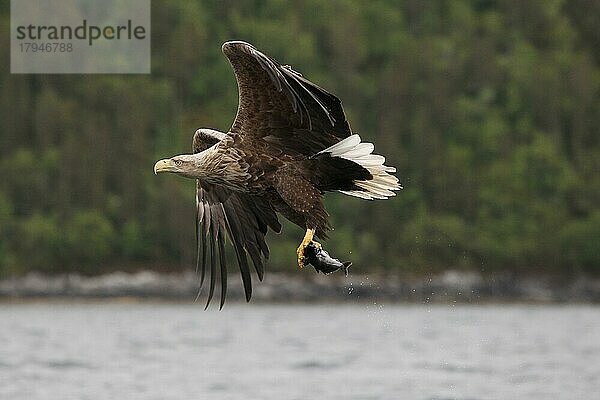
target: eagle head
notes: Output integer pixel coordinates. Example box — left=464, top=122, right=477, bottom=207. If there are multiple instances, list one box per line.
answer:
left=153, top=154, right=199, bottom=178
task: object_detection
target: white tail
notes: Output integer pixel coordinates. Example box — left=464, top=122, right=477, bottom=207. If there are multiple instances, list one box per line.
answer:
left=317, top=134, right=402, bottom=200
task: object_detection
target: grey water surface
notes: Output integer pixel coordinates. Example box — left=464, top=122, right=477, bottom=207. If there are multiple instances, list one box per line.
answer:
left=1, top=302, right=599, bottom=400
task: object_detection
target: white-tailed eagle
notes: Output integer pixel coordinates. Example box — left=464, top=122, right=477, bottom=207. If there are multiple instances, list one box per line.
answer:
left=154, top=41, right=401, bottom=308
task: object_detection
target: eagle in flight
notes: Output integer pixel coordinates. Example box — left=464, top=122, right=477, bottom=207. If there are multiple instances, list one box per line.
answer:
left=154, top=41, right=401, bottom=308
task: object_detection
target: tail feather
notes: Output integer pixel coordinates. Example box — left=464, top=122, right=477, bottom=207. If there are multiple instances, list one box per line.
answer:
left=317, top=134, right=402, bottom=200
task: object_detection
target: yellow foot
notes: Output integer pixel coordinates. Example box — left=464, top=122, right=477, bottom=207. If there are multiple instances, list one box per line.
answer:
left=297, top=240, right=323, bottom=268
left=296, top=228, right=316, bottom=269
left=296, top=246, right=306, bottom=268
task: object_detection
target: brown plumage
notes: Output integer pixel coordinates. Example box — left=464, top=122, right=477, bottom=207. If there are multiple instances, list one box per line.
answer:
left=154, top=41, right=401, bottom=308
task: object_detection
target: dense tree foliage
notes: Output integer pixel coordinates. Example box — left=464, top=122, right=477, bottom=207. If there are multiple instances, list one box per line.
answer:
left=1, top=0, right=598, bottom=277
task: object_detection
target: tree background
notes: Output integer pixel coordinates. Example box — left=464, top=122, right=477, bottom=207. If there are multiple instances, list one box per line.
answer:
left=0, top=0, right=598, bottom=278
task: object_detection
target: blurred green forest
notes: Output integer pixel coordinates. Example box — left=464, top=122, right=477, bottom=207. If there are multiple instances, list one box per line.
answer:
left=1, top=0, right=598, bottom=278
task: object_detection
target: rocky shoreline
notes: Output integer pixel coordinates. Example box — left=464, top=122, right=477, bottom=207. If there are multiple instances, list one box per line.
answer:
left=2, top=270, right=600, bottom=303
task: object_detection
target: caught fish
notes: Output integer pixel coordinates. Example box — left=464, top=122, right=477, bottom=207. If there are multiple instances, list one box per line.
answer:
left=304, top=242, right=352, bottom=276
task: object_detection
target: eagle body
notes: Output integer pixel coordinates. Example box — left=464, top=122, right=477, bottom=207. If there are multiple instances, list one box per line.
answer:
left=154, top=41, right=401, bottom=308
left=191, top=130, right=378, bottom=239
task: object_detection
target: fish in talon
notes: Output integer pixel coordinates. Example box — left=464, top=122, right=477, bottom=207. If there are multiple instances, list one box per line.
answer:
left=304, top=242, right=352, bottom=276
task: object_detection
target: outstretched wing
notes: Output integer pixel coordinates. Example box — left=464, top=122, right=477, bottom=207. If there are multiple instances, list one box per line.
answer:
left=222, top=41, right=352, bottom=155
left=193, top=133, right=281, bottom=309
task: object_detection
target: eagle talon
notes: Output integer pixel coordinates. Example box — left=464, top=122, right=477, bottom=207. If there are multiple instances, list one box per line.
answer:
left=298, top=240, right=322, bottom=268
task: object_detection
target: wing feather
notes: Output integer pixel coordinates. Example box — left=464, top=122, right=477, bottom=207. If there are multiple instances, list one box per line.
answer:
left=195, top=183, right=279, bottom=307
left=221, top=41, right=352, bottom=154
left=217, top=227, right=228, bottom=310
left=205, top=219, right=217, bottom=310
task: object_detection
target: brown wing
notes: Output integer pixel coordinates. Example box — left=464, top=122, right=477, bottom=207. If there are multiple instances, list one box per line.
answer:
left=222, top=41, right=352, bottom=155
left=193, top=132, right=281, bottom=309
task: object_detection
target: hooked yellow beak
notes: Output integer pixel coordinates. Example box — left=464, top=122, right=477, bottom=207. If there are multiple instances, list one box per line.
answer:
left=153, top=159, right=177, bottom=174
